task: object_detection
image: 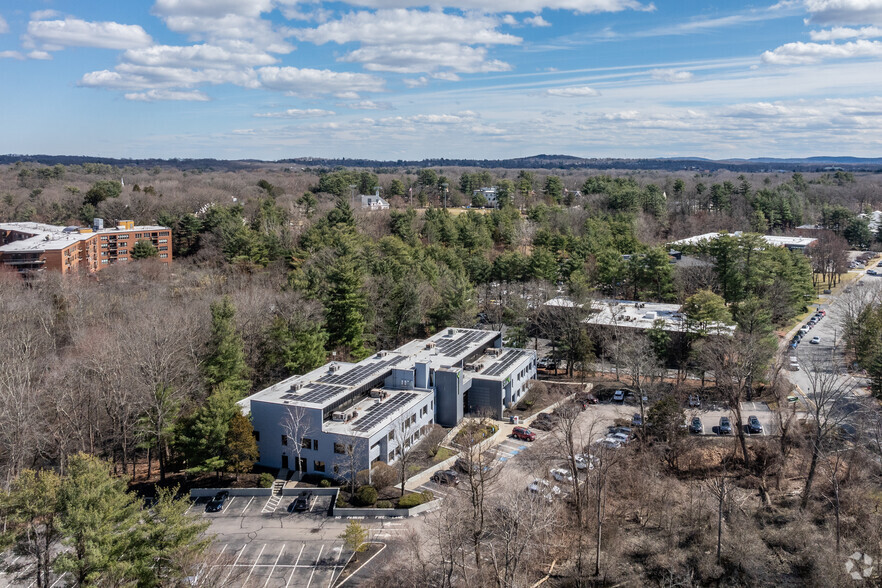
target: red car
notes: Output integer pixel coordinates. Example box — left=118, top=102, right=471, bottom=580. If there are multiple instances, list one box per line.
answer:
left=512, top=426, right=537, bottom=442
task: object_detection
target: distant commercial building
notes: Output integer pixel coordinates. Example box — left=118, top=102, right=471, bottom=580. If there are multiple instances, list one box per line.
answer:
left=359, top=189, right=390, bottom=210
left=0, top=219, right=172, bottom=274
left=240, top=328, right=536, bottom=476
left=668, top=232, right=817, bottom=252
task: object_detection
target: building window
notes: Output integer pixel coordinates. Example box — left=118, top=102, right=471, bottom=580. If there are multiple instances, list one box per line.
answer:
left=118, top=234, right=129, bottom=239
left=301, top=438, right=313, bottom=450
left=388, top=451, right=394, bottom=462
left=159, top=239, right=167, bottom=243
left=333, top=465, right=340, bottom=474
left=313, top=461, right=325, bottom=472
left=101, top=260, right=108, bottom=264
left=159, top=246, right=168, bottom=251
left=159, top=254, right=168, bottom=258
left=334, top=443, right=348, bottom=454
left=281, top=435, right=288, bottom=445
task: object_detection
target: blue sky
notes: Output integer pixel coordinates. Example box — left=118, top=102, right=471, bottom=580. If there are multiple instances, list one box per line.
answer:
left=2, top=0, right=882, bottom=160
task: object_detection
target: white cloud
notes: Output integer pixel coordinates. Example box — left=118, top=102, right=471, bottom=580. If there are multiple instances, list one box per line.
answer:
left=524, top=15, right=552, bottom=26
left=809, top=25, right=882, bottom=39
left=335, top=0, right=650, bottom=13
left=295, top=10, right=520, bottom=46
left=124, top=89, right=211, bottom=101
left=254, top=108, right=336, bottom=117
left=650, top=68, right=693, bottom=82
left=0, top=50, right=24, bottom=59
left=27, top=50, right=52, bottom=60
left=122, top=43, right=277, bottom=69
left=26, top=18, right=153, bottom=50
left=343, top=43, right=511, bottom=73
left=340, top=100, right=393, bottom=109
left=804, top=0, right=882, bottom=25
left=30, top=10, right=60, bottom=20
left=403, top=76, right=429, bottom=87
left=0, top=14, right=8, bottom=34
left=545, top=85, right=600, bottom=96
left=502, top=14, right=518, bottom=25
left=151, top=0, right=294, bottom=53
left=258, top=66, right=385, bottom=96
left=762, top=38, right=882, bottom=64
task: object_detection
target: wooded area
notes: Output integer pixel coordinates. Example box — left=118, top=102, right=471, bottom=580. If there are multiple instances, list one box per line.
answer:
left=2, top=160, right=882, bottom=586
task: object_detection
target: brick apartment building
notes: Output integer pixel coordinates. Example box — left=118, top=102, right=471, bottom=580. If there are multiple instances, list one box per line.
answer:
left=0, top=219, right=172, bottom=274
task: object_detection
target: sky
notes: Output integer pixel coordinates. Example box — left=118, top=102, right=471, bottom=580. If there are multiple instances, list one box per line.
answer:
left=2, top=0, right=882, bottom=160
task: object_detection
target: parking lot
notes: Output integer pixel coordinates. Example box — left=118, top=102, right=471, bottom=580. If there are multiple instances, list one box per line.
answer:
left=189, top=492, right=351, bottom=588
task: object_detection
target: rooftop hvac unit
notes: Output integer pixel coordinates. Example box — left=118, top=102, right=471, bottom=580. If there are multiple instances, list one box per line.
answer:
left=486, top=348, right=503, bottom=356
left=332, top=411, right=346, bottom=422
left=377, top=350, right=389, bottom=357
left=643, top=311, right=657, bottom=320
left=448, top=328, right=457, bottom=336
left=328, top=364, right=341, bottom=373
left=425, top=342, right=436, bottom=350
left=466, top=362, right=484, bottom=372
left=370, top=389, right=388, bottom=399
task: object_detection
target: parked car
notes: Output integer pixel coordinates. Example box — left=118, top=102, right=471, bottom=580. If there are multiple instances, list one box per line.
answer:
left=607, top=432, right=631, bottom=445
left=205, top=490, right=229, bottom=513
left=570, top=454, right=595, bottom=470
left=432, top=469, right=460, bottom=486
left=747, top=415, right=763, bottom=434
left=595, top=438, right=622, bottom=450
left=612, top=390, right=625, bottom=402
left=550, top=468, right=574, bottom=483
left=631, top=413, right=643, bottom=427
left=512, top=426, right=537, bottom=442
left=527, top=479, right=561, bottom=501
left=288, top=491, right=312, bottom=512
left=689, top=417, right=703, bottom=435
left=718, top=417, right=732, bottom=435
left=869, top=269, right=879, bottom=276
left=455, top=458, right=490, bottom=475
left=608, top=426, right=633, bottom=438
left=688, top=394, right=701, bottom=408
left=810, top=336, right=821, bottom=344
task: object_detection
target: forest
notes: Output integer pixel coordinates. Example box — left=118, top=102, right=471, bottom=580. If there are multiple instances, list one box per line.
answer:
left=2, top=160, right=882, bottom=586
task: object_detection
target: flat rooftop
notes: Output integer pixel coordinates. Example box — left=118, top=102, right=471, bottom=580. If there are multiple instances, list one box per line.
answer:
left=244, top=328, right=500, bottom=409
left=0, top=222, right=168, bottom=253
left=465, top=347, right=535, bottom=380
left=322, top=388, right=433, bottom=437
left=668, top=232, right=816, bottom=248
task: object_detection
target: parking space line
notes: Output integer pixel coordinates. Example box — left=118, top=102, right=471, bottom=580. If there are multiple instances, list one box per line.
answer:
left=285, top=568, right=296, bottom=588
left=306, top=544, right=324, bottom=588
left=221, top=544, right=247, bottom=585
left=328, top=546, right=344, bottom=588
left=242, top=543, right=265, bottom=586
left=263, top=544, right=285, bottom=588
left=224, top=497, right=236, bottom=512
left=294, top=543, right=305, bottom=569
left=49, top=572, right=68, bottom=587
left=239, top=496, right=255, bottom=516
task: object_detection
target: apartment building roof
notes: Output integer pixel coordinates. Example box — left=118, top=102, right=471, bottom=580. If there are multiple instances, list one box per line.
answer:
left=0, top=222, right=168, bottom=253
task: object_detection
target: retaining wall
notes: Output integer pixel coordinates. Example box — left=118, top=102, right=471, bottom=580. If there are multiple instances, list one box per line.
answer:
left=189, top=488, right=273, bottom=498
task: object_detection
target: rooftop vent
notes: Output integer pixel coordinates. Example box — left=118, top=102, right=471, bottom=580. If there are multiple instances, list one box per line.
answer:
left=448, top=328, right=457, bottom=336
left=486, top=348, right=503, bottom=356
left=328, top=364, right=341, bottom=373
left=425, top=342, right=436, bottom=350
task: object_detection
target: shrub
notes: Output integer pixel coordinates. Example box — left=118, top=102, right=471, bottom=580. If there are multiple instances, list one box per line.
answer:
left=398, top=490, right=434, bottom=508
left=354, top=485, right=378, bottom=506
left=319, top=478, right=331, bottom=488
left=336, top=495, right=347, bottom=508
left=258, top=473, right=274, bottom=488
left=376, top=500, right=392, bottom=509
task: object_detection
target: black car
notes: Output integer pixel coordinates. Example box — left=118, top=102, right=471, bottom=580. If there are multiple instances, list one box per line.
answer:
left=205, top=490, right=229, bottom=513
left=718, top=417, right=732, bottom=435
left=689, top=417, right=703, bottom=435
left=288, top=492, right=312, bottom=512
left=431, top=469, right=460, bottom=486
left=747, top=415, right=763, bottom=434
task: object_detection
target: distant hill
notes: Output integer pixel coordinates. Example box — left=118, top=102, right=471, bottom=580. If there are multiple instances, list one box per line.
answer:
left=2, top=153, right=882, bottom=173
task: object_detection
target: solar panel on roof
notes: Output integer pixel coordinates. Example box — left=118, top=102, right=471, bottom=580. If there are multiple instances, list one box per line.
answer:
left=483, top=350, right=529, bottom=376
left=435, top=330, right=489, bottom=358
left=316, top=355, right=404, bottom=386
left=296, top=383, right=348, bottom=404
left=351, top=392, right=419, bottom=432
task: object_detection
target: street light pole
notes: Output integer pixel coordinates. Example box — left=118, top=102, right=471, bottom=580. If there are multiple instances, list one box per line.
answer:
left=349, top=184, right=357, bottom=208
left=441, top=182, right=449, bottom=209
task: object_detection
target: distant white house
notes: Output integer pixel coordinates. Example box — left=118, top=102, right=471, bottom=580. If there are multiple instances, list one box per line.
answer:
left=360, top=189, right=390, bottom=211
left=472, top=186, right=498, bottom=208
